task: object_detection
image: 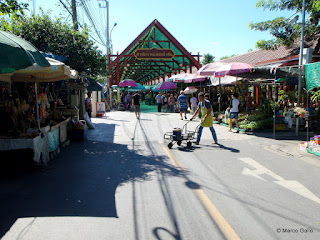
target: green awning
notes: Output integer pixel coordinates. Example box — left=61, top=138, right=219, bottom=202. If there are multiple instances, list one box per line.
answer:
left=305, top=62, right=320, bottom=91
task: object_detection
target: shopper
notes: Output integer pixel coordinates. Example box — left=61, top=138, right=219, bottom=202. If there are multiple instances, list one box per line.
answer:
left=190, top=92, right=218, bottom=144
left=132, top=91, right=141, bottom=119
left=145, top=91, right=152, bottom=105
left=85, top=92, right=92, bottom=119
left=227, top=92, right=240, bottom=133
left=162, top=93, right=168, bottom=112
left=155, top=92, right=163, bottom=112
left=177, top=91, right=189, bottom=120
left=190, top=94, right=198, bottom=115
left=168, top=93, right=176, bottom=113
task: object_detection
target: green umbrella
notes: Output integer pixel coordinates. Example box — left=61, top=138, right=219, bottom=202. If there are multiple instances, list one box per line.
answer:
left=0, top=30, right=50, bottom=74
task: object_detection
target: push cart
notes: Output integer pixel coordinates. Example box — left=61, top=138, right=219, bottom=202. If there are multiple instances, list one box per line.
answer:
left=164, top=120, right=199, bottom=149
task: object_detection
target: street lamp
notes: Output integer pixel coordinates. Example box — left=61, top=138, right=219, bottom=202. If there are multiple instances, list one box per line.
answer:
left=109, top=22, right=117, bottom=56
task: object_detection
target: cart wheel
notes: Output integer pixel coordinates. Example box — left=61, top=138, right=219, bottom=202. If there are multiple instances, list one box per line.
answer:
left=177, top=141, right=182, bottom=146
left=168, top=142, right=173, bottom=149
left=187, top=141, right=192, bottom=148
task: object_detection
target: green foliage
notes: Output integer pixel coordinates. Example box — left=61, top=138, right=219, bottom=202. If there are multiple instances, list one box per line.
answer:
left=219, top=54, right=236, bottom=60
left=201, top=53, right=215, bottom=65
left=0, top=10, right=107, bottom=77
left=311, top=89, right=320, bottom=101
left=0, top=0, right=28, bottom=18
left=251, top=0, right=320, bottom=50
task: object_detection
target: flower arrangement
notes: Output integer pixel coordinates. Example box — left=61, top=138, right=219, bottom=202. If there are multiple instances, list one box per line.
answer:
left=294, top=107, right=306, bottom=117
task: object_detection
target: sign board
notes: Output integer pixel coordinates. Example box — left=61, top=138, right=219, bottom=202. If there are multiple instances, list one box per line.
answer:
left=96, top=102, right=105, bottom=117
left=134, top=48, right=175, bottom=60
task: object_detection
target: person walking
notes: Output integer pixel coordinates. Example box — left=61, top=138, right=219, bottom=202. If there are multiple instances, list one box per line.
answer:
left=227, top=92, right=240, bottom=133
left=177, top=91, right=189, bottom=120
left=155, top=92, right=163, bottom=112
left=162, top=93, right=168, bottom=112
left=190, top=94, right=198, bottom=116
left=132, top=91, right=141, bottom=119
left=85, top=92, right=92, bottom=119
left=145, top=91, right=152, bottom=105
left=168, top=93, right=175, bottom=113
left=190, top=92, right=218, bottom=144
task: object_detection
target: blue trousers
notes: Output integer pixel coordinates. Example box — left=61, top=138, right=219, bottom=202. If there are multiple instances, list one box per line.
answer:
left=197, top=125, right=217, bottom=143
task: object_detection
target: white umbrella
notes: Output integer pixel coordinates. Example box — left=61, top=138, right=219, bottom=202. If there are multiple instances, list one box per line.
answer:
left=183, top=86, right=198, bottom=94
left=197, top=62, right=225, bottom=76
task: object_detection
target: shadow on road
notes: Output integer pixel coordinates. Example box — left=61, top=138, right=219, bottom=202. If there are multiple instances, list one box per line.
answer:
left=0, top=139, right=181, bottom=238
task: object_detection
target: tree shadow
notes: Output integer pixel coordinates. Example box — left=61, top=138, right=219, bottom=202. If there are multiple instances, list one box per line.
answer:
left=0, top=139, right=182, bottom=238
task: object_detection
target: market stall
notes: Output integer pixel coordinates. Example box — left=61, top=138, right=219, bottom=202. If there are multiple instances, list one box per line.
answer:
left=0, top=56, right=79, bottom=164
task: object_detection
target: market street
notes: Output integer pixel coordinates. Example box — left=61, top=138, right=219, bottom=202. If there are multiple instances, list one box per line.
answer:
left=1, top=111, right=320, bottom=240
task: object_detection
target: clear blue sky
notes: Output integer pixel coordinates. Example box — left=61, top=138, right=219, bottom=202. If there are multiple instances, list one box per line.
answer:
left=22, top=0, right=296, bottom=61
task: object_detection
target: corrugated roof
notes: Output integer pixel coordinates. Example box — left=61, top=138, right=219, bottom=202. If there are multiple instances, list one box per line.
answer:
left=220, top=37, right=320, bottom=66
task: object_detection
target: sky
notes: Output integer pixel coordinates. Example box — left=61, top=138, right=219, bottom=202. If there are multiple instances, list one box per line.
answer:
left=21, top=0, right=297, bottom=61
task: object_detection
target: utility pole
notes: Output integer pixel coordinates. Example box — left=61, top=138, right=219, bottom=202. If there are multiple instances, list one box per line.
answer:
left=32, top=0, right=36, bottom=15
left=99, top=0, right=113, bottom=109
left=71, top=0, right=78, bottom=31
left=296, top=0, right=306, bottom=136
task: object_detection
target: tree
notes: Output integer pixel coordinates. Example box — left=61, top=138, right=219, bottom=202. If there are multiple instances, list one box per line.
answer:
left=220, top=54, right=236, bottom=60
left=249, top=0, right=320, bottom=50
left=1, top=11, right=107, bottom=76
left=0, top=0, right=28, bottom=18
left=201, top=53, right=215, bottom=65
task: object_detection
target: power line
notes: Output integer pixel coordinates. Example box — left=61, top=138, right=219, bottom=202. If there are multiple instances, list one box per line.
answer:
left=79, top=0, right=106, bottom=45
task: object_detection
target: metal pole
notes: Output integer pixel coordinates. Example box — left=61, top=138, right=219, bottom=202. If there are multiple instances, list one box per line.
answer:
left=296, top=0, right=306, bottom=136
left=71, top=0, right=78, bottom=31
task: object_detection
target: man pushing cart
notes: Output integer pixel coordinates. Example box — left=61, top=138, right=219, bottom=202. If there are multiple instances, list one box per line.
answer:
left=190, top=92, right=218, bottom=145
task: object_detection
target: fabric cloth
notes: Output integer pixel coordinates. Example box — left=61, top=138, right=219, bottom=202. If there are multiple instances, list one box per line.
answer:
left=168, top=96, right=175, bottom=105
left=230, top=98, right=239, bottom=113
left=0, top=135, right=48, bottom=163
left=190, top=97, right=198, bottom=108
left=229, top=112, right=238, bottom=119
left=197, top=126, right=217, bottom=143
left=155, top=94, right=163, bottom=103
left=85, top=97, right=92, bottom=111
left=132, top=94, right=141, bottom=105
left=199, top=99, right=213, bottom=127
left=178, top=94, right=188, bottom=108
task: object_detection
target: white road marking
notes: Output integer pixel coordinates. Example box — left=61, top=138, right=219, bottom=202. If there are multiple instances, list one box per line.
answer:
left=239, top=157, right=320, bottom=205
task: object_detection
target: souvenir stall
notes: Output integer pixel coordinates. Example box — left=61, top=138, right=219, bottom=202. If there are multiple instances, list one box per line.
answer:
left=0, top=57, right=78, bottom=164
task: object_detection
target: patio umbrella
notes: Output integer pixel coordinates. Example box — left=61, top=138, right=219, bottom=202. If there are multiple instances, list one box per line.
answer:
left=183, top=74, right=206, bottom=83
left=197, top=62, right=225, bottom=76
left=129, top=83, right=145, bottom=91
left=10, top=57, right=77, bottom=82
left=214, top=62, right=253, bottom=77
left=0, top=30, right=50, bottom=74
left=168, top=73, right=189, bottom=82
left=119, top=79, right=138, bottom=87
left=183, top=86, right=198, bottom=94
left=154, top=82, right=177, bottom=91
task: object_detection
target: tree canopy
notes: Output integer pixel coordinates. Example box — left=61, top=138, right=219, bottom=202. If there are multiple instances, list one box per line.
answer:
left=249, top=0, right=320, bottom=50
left=201, top=53, right=215, bottom=65
left=0, top=0, right=28, bottom=17
left=0, top=10, right=107, bottom=77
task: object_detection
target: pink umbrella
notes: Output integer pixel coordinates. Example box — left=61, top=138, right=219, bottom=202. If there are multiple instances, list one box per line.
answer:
left=119, top=79, right=138, bottom=87
left=183, top=74, right=206, bottom=83
left=197, top=62, right=225, bottom=76
left=168, top=73, right=189, bottom=82
left=183, top=86, right=198, bottom=94
left=214, top=62, right=253, bottom=77
left=154, top=82, right=177, bottom=91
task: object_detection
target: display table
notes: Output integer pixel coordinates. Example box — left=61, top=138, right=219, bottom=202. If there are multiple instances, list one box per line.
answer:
left=0, top=135, right=49, bottom=163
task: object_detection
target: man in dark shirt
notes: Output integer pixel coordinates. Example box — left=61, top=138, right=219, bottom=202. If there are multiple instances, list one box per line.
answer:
left=132, top=91, right=141, bottom=119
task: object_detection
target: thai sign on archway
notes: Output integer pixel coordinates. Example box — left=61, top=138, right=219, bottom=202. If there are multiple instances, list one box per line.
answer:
left=134, top=48, right=175, bottom=60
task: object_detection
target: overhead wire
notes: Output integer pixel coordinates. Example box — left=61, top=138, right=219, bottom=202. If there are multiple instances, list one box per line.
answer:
left=78, top=0, right=106, bottom=46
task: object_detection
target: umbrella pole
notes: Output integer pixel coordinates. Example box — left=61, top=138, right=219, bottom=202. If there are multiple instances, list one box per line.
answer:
left=34, top=81, right=40, bottom=131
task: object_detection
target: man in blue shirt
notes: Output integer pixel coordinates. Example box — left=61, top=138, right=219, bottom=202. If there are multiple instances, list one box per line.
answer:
left=177, top=91, right=189, bottom=120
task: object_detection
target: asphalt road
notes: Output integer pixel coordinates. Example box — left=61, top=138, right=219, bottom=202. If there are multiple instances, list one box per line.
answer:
left=1, top=110, right=320, bottom=240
